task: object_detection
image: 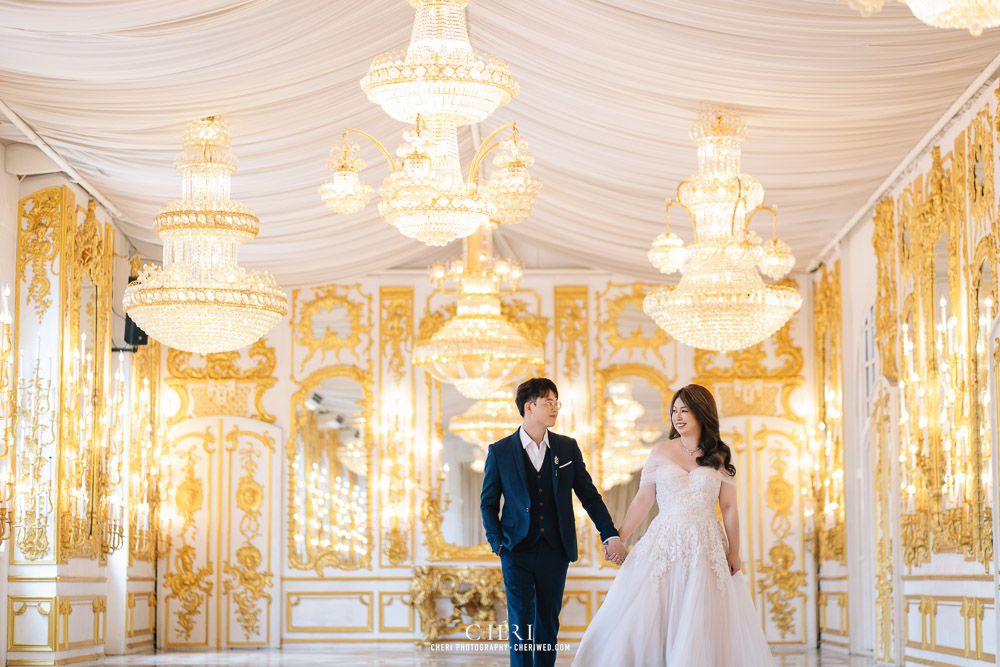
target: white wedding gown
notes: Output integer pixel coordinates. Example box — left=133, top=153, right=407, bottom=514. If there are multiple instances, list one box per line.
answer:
left=573, top=449, right=776, bottom=666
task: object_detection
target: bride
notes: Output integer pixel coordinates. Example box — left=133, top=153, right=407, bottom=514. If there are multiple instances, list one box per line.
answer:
left=573, top=384, right=776, bottom=666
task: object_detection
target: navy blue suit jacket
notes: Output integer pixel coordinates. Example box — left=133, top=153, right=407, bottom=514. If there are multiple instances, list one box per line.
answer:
left=480, top=429, right=618, bottom=562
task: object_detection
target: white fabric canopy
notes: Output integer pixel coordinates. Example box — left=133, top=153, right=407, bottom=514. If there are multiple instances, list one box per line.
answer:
left=0, top=0, right=997, bottom=286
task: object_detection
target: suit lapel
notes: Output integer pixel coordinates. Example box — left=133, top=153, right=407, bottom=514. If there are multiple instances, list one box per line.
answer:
left=506, top=429, right=529, bottom=499
left=550, top=432, right=561, bottom=495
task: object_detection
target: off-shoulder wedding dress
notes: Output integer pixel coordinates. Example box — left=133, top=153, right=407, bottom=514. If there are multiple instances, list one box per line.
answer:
left=573, top=449, right=776, bottom=666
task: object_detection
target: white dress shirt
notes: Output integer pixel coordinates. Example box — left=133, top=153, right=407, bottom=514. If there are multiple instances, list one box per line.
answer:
left=519, top=426, right=549, bottom=472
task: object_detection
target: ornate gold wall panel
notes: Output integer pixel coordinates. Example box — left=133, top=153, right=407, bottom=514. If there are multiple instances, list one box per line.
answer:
left=291, top=283, right=373, bottom=370
left=161, top=417, right=281, bottom=648
left=166, top=338, right=277, bottom=426
left=595, top=281, right=675, bottom=369
left=872, top=197, right=899, bottom=384
left=129, top=335, right=161, bottom=566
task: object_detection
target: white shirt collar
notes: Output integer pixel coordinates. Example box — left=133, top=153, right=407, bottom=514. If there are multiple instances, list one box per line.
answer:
left=519, top=426, right=549, bottom=451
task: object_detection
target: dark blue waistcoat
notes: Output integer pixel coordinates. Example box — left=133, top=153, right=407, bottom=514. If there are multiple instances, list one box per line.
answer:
left=514, top=445, right=563, bottom=556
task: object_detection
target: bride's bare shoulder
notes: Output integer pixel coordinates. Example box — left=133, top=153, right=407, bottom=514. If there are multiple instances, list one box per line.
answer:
left=648, top=439, right=679, bottom=458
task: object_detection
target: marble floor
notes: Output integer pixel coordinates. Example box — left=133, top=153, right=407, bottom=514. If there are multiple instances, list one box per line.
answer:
left=103, top=645, right=876, bottom=666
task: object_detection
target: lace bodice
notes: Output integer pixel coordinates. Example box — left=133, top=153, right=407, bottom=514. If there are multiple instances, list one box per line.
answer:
left=629, top=448, right=737, bottom=590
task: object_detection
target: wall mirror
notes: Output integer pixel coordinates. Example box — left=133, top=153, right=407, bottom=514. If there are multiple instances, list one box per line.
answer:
left=289, top=367, right=373, bottom=571
left=594, top=367, right=671, bottom=546
left=439, top=383, right=522, bottom=548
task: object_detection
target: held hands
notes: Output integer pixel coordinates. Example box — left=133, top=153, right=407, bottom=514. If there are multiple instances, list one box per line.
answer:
left=603, top=536, right=627, bottom=565
left=727, top=550, right=742, bottom=576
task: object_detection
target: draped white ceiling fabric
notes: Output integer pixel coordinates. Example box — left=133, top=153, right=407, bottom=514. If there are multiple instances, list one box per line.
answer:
left=1, top=0, right=999, bottom=286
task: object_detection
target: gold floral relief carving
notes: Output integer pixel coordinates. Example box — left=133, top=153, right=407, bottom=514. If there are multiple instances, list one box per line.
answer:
left=17, top=186, right=69, bottom=323
left=223, top=427, right=274, bottom=641
left=291, top=283, right=372, bottom=370
left=162, top=429, right=215, bottom=641
left=755, top=427, right=807, bottom=639
left=166, top=338, right=277, bottom=425
left=596, top=282, right=671, bottom=365
left=409, top=566, right=505, bottom=647
left=554, top=286, right=588, bottom=385
left=872, top=197, right=899, bottom=383
left=381, top=287, right=414, bottom=384
left=421, top=495, right=495, bottom=561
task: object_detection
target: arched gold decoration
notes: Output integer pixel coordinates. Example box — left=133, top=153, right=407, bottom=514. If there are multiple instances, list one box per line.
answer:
left=287, top=365, right=374, bottom=573
left=291, top=284, right=371, bottom=370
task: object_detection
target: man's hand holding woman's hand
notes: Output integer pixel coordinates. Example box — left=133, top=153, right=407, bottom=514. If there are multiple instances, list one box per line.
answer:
left=603, top=536, right=627, bottom=565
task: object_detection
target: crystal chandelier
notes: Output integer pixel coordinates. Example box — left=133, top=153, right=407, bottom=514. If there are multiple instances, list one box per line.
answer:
left=643, top=104, right=802, bottom=353
left=601, top=381, right=651, bottom=491
left=320, top=0, right=540, bottom=246
left=449, top=388, right=522, bottom=449
left=841, top=0, right=1000, bottom=35
left=413, top=227, right=544, bottom=398
left=123, top=117, right=287, bottom=354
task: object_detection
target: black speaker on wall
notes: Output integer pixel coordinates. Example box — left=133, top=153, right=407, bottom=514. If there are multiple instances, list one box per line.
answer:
left=123, top=275, right=148, bottom=346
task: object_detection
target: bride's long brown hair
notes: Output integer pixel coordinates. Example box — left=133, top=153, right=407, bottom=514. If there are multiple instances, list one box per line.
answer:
left=667, top=384, right=736, bottom=476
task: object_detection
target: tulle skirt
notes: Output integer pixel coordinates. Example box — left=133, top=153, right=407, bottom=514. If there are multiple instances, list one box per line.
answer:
left=573, top=536, right=776, bottom=666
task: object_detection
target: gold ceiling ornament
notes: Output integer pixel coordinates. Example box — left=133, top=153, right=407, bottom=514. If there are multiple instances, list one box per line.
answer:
left=321, top=0, right=538, bottom=247
left=448, top=388, right=521, bottom=450
left=643, top=103, right=802, bottom=352
left=413, top=227, right=544, bottom=398
left=843, top=0, right=1000, bottom=35
left=123, top=116, right=287, bottom=354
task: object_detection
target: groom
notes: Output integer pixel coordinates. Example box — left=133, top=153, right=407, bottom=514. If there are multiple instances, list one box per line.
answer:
left=481, top=377, right=625, bottom=667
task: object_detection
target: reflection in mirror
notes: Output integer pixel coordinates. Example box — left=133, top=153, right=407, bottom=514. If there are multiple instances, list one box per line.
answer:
left=600, top=376, right=670, bottom=546
left=441, top=385, right=522, bottom=547
left=291, top=374, right=369, bottom=568
left=931, top=232, right=965, bottom=512
left=67, top=274, right=99, bottom=542
left=974, top=258, right=994, bottom=536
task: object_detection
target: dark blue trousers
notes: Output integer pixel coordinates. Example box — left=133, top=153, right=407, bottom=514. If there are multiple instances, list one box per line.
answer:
left=499, top=538, right=569, bottom=667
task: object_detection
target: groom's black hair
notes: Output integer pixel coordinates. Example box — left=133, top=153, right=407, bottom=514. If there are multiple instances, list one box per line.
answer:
left=515, top=378, right=559, bottom=417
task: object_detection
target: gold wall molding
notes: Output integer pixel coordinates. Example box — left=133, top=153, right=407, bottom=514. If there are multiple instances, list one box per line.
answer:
left=125, top=592, right=156, bottom=638
left=291, top=283, right=373, bottom=371
left=378, top=592, right=414, bottom=633
left=8, top=597, right=55, bottom=652
left=285, top=592, right=374, bottom=633
left=166, top=338, right=277, bottom=425
left=872, top=197, right=899, bottom=383
left=408, top=566, right=505, bottom=647
left=904, top=594, right=995, bottom=662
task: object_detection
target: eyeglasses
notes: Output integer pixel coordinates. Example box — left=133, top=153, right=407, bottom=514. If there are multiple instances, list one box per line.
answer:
left=533, top=399, right=562, bottom=410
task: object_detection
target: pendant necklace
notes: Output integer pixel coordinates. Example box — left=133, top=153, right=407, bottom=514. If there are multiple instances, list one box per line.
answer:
left=679, top=441, right=701, bottom=456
